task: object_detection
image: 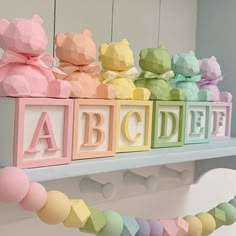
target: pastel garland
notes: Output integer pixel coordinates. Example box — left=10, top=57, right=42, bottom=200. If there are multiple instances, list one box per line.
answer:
left=1, top=167, right=236, bottom=236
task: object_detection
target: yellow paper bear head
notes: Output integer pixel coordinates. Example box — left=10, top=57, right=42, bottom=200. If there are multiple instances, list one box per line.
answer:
left=99, top=39, right=134, bottom=71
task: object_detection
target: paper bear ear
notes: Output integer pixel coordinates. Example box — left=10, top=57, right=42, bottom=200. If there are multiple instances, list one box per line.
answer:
left=55, top=33, right=67, bottom=46
left=198, top=59, right=203, bottom=66
left=210, top=56, right=217, bottom=61
left=172, top=54, right=179, bottom=64
left=0, top=19, right=9, bottom=35
left=159, top=44, right=167, bottom=50
left=99, top=43, right=109, bottom=56
left=31, top=14, right=43, bottom=24
left=139, top=48, right=149, bottom=58
left=189, top=50, right=195, bottom=56
left=82, top=29, right=92, bottom=37
left=121, top=39, right=129, bottom=46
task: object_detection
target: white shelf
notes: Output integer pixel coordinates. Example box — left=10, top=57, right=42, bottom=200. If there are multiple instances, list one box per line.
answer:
left=21, top=138, right=236, bottom=182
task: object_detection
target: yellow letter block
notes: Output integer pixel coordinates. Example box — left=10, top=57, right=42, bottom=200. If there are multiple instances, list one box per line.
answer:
left=116, top=100, right=153, bottom=152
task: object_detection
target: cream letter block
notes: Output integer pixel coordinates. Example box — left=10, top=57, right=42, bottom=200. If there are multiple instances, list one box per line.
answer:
left=116, top=100, right=153, bottom=152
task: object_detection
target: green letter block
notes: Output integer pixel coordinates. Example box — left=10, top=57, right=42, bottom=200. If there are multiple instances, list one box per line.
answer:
left=151, top=101, right=185, bottom=148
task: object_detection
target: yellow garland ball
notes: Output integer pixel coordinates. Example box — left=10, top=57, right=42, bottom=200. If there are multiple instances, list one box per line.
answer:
left=183, top=215, right=202, bottom=236
left=195, top=212, right=216, bottom=236
left=37, top=191, right=71, bottom=225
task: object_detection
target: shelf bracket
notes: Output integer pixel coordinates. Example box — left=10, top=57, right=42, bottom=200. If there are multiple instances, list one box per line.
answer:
left=194, top=155, right=236, bottom=183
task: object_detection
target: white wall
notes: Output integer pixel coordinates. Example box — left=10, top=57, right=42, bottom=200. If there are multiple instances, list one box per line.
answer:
left=1, top=0, right=236, bottom=235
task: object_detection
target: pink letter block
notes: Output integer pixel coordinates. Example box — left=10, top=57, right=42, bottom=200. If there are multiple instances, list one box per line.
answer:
left=211, top=102, right=232, bottom=140
left=0, top=97, right=73, bottom=168
left=73, top=99, right=117, bottom=160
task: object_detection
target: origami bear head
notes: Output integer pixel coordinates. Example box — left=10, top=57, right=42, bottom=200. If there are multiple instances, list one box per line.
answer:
left=139, top=45, right=171, bottom=74
left=99, top=39, right=134, bottom=71
left=199, top=56, right=222, bottom=80
left=0, top=15, right=47, bottom=56
left=172, top=51, right=200, bottom=77
left=55, top=29, right=96, bottom=65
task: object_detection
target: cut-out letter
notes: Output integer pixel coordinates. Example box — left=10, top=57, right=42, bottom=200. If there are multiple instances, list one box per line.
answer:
left=121, top=111, right=142, bottom=142
left=25, top=112, right=59, bottom=153
left=82, top=112, right=105, bottom=147
left=212, top=111, right=225, bottom=134
left=159, top=111, right=178, bottom=138
left=190, top=110, right=204, bottom=136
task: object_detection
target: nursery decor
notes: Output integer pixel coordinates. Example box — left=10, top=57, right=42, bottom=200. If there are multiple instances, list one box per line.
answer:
left=197, top=56, right=233, bottom=140
left=210, top=102, right=232, bottom=140
left=174, top=217, right=189, bottom=235
left=80, top=207, right=107, bottom=233
left=63, top=199, right=91, bottom=227
left=99, top=39, right=150, bottom=100
left=148, top=219, right=164, bottom=236
left=198, top=56, right=232, bottom=102
left=134, top=45, right=184, bottom=101
left=121, top=216, right=140, bottom=236
left=0, top=15, right=71, bottom=98
left=195, top=213, right=216, bottom=235
left=133, top=46, right=188, bottom=149
left=0, top=11, right=235, bottom=236
left=151, top=101, right=185, bottom=148
left=171, top=51, right=210, bottom=101
left=37, top=191, right=72, bottom=225
left=135, top=218, right=150, bottom=236
left=1, top=167, right=236, bottom=236
left=0, top=97, right=73, bottom=168
left=55, top=30, right=115, bottom=99
left=116, top=100, right=152, bottom=152
left=208, top=207, right=226, bottom=228
left=72, top=99, right=117, bottom=159
left=184, top=102, right=211, bottom=144
left=19, top=182, right=47, bottom=212
left=183, top=216, right=202, bottom=236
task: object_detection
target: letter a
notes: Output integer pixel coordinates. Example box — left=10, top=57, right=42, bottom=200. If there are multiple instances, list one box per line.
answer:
left=25, top=112, right=59, bottom=153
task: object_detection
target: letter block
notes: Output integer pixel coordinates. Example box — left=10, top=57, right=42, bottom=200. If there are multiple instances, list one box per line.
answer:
left=0, top=97, right=73, bottom=168
left=73, top=99, right=117, bottom=159
left=152, top=101, right=185, bottom=148
left=210, top=102, right=232, bottom=140
left=116, top=100, right=153, bottom=152
left=185, top=102, right=211, bottom=144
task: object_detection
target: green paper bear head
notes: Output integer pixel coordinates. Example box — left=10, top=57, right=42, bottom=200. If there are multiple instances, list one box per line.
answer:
left=172, top=50, right=200, bottom=77
left=139, top=45, right=171, bottom=74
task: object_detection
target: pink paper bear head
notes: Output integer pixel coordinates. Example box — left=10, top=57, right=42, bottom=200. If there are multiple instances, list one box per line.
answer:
left=199, top=56, right=222, bottom=81
left=0, top=15, right=47, bottom=56
left=55, top=29, right=96, bottom=65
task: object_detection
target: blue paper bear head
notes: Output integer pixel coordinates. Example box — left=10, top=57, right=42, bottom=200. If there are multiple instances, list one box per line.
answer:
left=171, top=51, right=200, bottom=77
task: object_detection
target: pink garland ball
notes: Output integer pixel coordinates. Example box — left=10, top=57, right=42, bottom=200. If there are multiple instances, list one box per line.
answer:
left=0, top=167, right=30, bottom=203
left=20, top=182, right=47, bottom=212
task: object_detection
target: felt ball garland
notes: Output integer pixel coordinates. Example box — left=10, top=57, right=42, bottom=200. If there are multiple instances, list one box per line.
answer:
left=1, top=167, right=236, bottom=236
